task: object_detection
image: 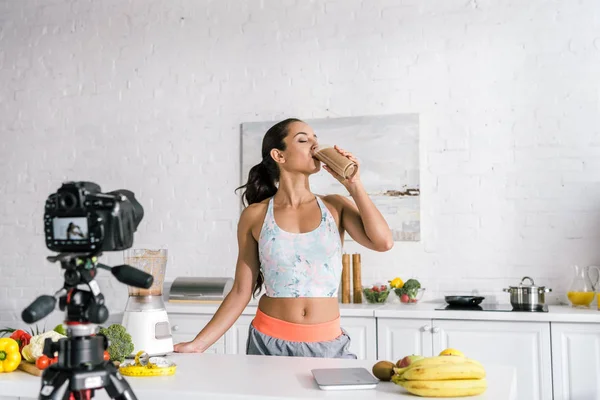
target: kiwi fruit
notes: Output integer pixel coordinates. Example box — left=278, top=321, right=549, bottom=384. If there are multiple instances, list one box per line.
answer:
left=372, top=360, right=396, bottom=381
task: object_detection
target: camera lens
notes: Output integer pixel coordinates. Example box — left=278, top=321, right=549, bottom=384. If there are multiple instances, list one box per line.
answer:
left=59, top=192, right=77, bottom=211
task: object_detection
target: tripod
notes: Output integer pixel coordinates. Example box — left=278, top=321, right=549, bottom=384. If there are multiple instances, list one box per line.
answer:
left=22, top=252, right=154, bottom=400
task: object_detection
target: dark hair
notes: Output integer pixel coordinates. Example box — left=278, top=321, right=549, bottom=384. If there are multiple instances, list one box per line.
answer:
left=236, top=118, right=302, bottom=297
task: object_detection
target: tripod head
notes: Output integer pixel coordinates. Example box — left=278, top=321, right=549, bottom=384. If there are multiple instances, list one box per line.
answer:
left=22, top=252, right=153, bottom=327
left=21, top=252, right=153, bottom=400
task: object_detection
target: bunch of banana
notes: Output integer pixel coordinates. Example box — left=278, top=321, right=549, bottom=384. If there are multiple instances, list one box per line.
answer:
left=391, top=355, right=487, bottom=397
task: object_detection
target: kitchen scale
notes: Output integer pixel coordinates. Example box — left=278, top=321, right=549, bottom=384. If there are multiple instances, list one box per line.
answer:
left=435, top=304, right=548, bottom=312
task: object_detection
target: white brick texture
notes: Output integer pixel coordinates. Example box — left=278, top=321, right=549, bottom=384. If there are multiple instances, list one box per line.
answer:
left=1, top=0, right=600, bottom=328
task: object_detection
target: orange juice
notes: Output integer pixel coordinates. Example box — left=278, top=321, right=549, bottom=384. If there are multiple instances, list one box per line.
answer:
left=567, top=291, right=595, bottom=307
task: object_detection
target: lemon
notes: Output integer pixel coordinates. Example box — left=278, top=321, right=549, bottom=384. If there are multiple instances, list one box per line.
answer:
left=439, top=348, right=465, bottom=357
left=389, top=277, right=404, bottom=289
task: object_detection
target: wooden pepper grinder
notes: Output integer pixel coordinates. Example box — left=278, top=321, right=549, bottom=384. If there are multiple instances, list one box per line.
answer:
left=341, top=253, right=351, bottom=303
left=352, top=253, right=362, bottom=303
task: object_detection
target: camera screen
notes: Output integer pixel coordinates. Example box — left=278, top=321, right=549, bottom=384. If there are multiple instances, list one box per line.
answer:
left=53, top=217, right=89, bottom=240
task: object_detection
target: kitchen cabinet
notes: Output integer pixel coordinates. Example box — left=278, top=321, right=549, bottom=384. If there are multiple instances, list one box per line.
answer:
left=169, top=313, right=226, bottom=354
left=225, top=315, right=376, bottom=360
left=551, top=322, right=600, bottom=400
left=377, top=318, right=552, bottom=400
left=341, top=316, right=377, bottom=360
left=377, top=317, right=434, bottom=361
left=433, top=319, right=552, bottom=400
left=227, top=315, right=254, bottom=355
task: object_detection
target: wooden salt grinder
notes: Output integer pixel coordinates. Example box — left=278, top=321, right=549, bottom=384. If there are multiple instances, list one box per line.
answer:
left=352, top=253, right=362, bottom=303
left=341, top=253, right=351, bottom=303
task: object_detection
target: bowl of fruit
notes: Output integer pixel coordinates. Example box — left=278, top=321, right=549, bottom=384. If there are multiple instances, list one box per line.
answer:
left=393, top=279, right=424, bottom=304
left=363, top=284, right=391, bottom=304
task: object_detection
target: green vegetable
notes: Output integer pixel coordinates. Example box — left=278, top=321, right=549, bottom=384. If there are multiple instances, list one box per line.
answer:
left=98, top=324, right=134, bottom=363
left=363, top=287, right=390, bottom=303
left=394, top=279, right=421, bottom=299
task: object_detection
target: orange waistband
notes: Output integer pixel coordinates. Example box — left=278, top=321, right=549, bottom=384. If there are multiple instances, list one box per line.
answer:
left=252, top=308, right=342, bottom=343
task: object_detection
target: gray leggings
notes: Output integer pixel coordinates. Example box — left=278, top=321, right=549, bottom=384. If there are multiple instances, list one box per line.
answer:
left=246, top=323, right=358, bottom=359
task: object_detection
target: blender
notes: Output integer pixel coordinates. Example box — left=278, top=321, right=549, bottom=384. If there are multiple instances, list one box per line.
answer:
left=121, top=247, right=173, bottom=356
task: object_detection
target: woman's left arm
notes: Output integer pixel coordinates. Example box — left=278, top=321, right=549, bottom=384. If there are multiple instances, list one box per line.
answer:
left=323, top=146, right=394, bottom=252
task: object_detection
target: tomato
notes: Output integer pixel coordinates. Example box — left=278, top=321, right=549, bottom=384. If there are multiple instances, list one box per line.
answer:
left=400, top=294, right=410, bottom=303
left=372, top=285, right=379, bottom=292
left=103, top=351, right=110, bottom=361
left=36, top=355, right=50, bottom=370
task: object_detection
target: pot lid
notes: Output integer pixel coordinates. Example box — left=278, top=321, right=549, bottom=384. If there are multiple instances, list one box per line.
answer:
left=508, top=276, right=544, bottom=290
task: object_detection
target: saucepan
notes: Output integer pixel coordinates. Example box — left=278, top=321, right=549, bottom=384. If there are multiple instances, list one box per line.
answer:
left=444, top=296, right=485, bottom=307
left=503, top=276, right=552, bottom=311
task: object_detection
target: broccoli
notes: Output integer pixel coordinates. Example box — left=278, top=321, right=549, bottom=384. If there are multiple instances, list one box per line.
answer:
left=98, top=324, right=134, bottom=363
left=395, top=279, right=422, bottom=298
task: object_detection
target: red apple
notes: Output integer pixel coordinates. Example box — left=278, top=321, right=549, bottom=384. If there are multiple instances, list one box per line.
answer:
left=397, top=354, right=425, bottom=368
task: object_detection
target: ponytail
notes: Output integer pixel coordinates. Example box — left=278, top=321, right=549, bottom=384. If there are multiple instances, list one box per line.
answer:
left=237, top=161, right=278, bottom=207
left=235, top=117, right=303, bottom=298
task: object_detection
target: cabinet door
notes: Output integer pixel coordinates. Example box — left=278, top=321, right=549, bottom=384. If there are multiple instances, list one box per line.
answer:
left=169, top=313, right=225, bottom=354
left=551, top=322, right=600, bottom=400
left=432, top=319, right=552, bottom=400
left=226, top=315, right=255, bottom=355
left=377, top=318, right=434, bottom=362
left=341, top=316, right=377, bottom=360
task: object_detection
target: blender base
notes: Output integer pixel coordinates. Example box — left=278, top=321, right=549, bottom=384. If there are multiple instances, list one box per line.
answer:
left=122, top=309, right=174, bottom=357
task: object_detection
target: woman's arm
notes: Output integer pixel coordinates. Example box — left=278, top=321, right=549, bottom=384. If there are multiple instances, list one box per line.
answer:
left=173, top=206, right=261, bottom=353
left=323, top=146, right=394, bottom=252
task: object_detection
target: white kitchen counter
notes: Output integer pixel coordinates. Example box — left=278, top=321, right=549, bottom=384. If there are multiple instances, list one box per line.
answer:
left=165, top=301, right=379, bottom=317
left=373, top=303, right=600, bottom=323
left=0, top=353, right=516, bottom=400
left=165, top=300, right=600, bottom=323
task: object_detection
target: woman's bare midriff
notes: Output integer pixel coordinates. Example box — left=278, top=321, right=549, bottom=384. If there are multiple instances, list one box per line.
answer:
left=257, top=295, right=340, bottom=324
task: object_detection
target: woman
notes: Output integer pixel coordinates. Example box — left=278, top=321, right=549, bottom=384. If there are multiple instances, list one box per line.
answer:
left=174, top=118, right=393, bottom=358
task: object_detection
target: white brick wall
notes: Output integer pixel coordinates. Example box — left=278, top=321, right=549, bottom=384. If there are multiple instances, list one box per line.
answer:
left=1, top=0, right=600, bottom=328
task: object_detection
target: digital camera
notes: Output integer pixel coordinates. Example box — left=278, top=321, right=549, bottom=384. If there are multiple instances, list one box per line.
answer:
left=44, top=181, right=144, bottom=253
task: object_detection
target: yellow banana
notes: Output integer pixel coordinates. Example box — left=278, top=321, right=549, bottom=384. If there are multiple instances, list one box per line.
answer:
left=409, top=355, right=483, bottom=369
left=402, top=361, right=486, bottom=381
left=397, top=378, right=487, bottom=397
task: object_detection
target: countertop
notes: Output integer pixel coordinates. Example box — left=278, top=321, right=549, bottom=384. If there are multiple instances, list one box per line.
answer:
left=0, top=353, right=516, bottom=400
left=165, top=301, right=600, bottom=323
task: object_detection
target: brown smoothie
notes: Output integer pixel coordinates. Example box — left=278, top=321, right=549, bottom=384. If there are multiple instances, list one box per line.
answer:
left=314, top=146, right=357, bottom=179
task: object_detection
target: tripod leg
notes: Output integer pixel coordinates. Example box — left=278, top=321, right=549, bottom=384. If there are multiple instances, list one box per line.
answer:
left=39, top=367, right=72, bottom=400
left=103, top=363, right=138, bottom=400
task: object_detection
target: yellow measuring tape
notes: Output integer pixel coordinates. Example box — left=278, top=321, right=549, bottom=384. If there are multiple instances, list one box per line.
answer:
left=119, top=351, right=177, bottom=377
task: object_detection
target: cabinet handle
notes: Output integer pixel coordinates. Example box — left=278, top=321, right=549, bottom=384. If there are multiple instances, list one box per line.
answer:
left=422, top=325, right=431, bottom=332
left=172, top=325, right=179, bottom=331
left=432, top=327, right=440, bottom=333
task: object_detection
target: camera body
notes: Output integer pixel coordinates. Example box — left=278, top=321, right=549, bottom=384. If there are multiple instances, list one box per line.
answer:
left=44, top=181, right=144, bottom=253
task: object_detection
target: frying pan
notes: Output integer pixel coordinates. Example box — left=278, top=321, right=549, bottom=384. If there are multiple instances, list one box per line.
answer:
left=444, top=296, right=485, bottom=307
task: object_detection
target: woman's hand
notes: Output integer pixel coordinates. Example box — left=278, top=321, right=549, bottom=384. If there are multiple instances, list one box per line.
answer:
left=173, top=340, right=208, bottom=353
left=321, top=145, right=361, bottom=190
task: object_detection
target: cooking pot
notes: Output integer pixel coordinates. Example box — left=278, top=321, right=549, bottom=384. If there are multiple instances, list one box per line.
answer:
left=503, top=276, right=552, bottom=311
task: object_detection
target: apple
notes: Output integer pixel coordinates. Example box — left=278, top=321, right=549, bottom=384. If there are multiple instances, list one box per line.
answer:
left=401, top=294, right=409, bottom=303
left=397, top=354, right=425, bottom=368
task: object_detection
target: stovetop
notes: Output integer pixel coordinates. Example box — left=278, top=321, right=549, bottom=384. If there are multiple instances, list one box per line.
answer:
left=435, top=304, right=549, bottom=312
